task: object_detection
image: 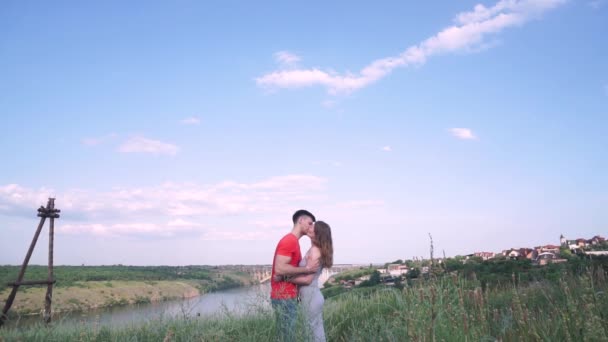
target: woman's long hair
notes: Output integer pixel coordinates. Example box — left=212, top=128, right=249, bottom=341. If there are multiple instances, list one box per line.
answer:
left=313, top=221, right=333, bottom=268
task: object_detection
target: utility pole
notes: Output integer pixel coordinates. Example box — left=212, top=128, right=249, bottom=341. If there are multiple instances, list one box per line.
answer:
left=0, top=198, right=60, bottom=328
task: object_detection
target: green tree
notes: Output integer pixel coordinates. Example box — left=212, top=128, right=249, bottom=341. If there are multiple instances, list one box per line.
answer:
left=359, top=270, right=381, bottom=287
left=444, top=258, right=464, bottom=272
left=559, top=246, right=573, bottom=259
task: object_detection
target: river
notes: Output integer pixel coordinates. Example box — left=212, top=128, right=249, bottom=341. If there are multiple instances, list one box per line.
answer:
left=5, top=283, right=272, bottom=329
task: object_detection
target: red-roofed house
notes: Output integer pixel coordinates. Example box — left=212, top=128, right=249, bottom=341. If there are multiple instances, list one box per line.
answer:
left=541, top=245, right=560, bottom=253
left=474, top=252, right=495, bottom=260
left=589, top=236, right=606, bottom=245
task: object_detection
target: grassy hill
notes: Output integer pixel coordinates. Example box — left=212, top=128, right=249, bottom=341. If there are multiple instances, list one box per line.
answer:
left=1, top=265, right=606, bottom=341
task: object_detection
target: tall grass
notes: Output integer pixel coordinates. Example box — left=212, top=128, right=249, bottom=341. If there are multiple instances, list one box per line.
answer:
left=1, top=269, right=607, bottom=341
left=326, top=269, right=607, bottom=341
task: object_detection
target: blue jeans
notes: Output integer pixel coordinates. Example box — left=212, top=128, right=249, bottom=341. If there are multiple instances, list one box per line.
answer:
left=271, top=298, right=298, bottom=341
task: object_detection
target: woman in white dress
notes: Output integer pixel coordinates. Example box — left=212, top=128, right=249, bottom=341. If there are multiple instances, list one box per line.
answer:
left=288, top=221, right=334, bottom=342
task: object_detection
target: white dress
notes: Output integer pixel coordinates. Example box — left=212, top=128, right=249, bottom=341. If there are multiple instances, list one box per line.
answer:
left=298, top=253, right=326, bottom=342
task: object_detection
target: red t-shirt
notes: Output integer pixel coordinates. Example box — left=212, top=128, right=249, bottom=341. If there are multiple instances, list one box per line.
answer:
left=271, top=233, right=301, bottom=299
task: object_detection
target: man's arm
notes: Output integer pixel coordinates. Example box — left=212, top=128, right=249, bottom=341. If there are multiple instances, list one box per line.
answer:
left=284, top=248, right=321, bottom=285
left=274, top=254, right=318, bottom=276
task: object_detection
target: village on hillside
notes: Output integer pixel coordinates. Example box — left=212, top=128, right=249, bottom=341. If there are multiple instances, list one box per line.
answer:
left=329, top=234, right=608, bottom=290
left=470, top=234, right=608, bottom=265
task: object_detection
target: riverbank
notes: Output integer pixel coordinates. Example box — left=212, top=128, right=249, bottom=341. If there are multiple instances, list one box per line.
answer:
left=0, top=280, right=201, bottom=316
left=0, top=265, right=260, bottom=317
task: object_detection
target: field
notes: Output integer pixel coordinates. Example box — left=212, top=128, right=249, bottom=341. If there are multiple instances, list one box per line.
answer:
left=0, top=280, right=200, bottom=316
left=1, top=266, right=606, bottom=341
left=0, top=265, right=253, bottom=317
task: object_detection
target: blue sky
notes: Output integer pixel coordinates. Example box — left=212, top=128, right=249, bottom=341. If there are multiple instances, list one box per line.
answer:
left=1, top=0, right=607, bottom=265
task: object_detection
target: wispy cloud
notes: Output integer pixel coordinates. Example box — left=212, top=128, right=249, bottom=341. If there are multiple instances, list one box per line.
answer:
left=58, top=222, right=196, bottom=238
left=180, top=117, right=201, bottom=125
left=0, top=175, right=327, bottom=238
left=382, top=146, right=392, bottom=152
left=118, top=136, right=179, bottom=155
left=449, top=128, right=477, bottom=140
left=256, top=0, right=565, bottom=94
left=335, top=200, right=385, bottom=210
left=312, top=160, right=342, bottom=167
left=274, top=51, right=301, bottom=67
left=201, top=228, right=284, bottom=241
left=81, top=133, right=118, bottom=146
left=321, top=100, right=337, bottom=108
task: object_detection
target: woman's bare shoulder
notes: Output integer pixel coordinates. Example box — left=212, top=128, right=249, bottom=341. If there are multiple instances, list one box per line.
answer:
left=309, top=246, right=322, bottom=258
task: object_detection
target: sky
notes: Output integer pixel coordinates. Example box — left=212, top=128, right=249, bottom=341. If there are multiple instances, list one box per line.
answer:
left=1, top=0, right=607, bottom=266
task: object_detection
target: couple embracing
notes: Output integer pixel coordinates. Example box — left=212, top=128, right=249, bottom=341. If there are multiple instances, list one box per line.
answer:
left=271, top=209, right=333, bottom=342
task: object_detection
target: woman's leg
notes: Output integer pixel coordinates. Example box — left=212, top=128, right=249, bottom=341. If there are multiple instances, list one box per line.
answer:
left=307, top=293, right=326, bottom=342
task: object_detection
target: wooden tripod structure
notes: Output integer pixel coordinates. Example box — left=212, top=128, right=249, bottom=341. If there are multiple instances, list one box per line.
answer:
left=0, top=198, right=60, bottom=328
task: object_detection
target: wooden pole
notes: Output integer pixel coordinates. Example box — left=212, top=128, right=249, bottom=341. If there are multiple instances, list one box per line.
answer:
left=44, top=198, right=55, bottom=324
left=7, top=280, right=55, bottom=287
left=0, top=200, right=50, bottom=327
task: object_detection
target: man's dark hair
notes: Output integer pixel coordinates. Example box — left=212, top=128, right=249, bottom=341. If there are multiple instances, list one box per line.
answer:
left=292, top=209, right=316, bottom=224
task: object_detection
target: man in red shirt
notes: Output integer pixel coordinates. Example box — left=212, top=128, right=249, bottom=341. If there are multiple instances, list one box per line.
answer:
left=271, top=209, right=318, bottom=341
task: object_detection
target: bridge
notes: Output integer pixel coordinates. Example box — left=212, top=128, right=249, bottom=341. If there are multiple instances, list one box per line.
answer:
left=252, top=264, right=360, bottom=285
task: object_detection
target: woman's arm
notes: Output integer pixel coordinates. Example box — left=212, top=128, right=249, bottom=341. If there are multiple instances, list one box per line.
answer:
left=288, top=247, right=321, bottom=286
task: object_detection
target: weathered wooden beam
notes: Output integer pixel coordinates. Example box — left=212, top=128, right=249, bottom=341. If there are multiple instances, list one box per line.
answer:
left=44, top=198, right=56, bottom=324
left=37, top=204, right=60, bottom=218
left=0, top=200, right=50, bottom=327
left=7, top=280, right=56, bottom=287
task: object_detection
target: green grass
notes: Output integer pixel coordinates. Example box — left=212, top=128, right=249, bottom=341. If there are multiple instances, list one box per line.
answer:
left=332, top=267, right=376, bottom=283
left=0, top=266, right=215, bottom=288
left=2, top=269, right=607, bottom=341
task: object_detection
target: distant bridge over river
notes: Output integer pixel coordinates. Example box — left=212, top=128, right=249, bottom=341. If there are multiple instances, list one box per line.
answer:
left=242, top=264, right=361, bottom=285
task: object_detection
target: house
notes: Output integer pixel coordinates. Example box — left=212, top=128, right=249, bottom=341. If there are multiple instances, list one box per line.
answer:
left=575, top=238, right=588, bottom=248
left=503, top=249, right=520, bottom=259
left=585, top=251, right=608, bottom=257
left=387, top=264, right=409, bottom=276
left=535, top=252, right=567, bottom=266
left=354, top=275, right=370, bottom=286
left=474, top=252, right=495, bottom=260
left=589, top=235, right=606, bottom=245
left=520, top=248, right=537, bottom=260
left=501, top=247, right=537, bottom=260
left=540, top=245, right=560, bottom=253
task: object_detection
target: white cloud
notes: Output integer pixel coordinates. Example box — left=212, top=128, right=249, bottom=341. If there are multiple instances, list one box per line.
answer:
left=0, top=175, right=328, bottom=238
left=274, top=51, right=301, bottom=67
left=118, top=136, right=179, bottom=155
left=449, top=128, right=478, bottom=140
left=382, top=146, right=392, bottom=152
left=167, top=218, right=201, bottom=228
left=180, top=117, right=201, bottom=125
left=0, top=184, right=56, bottom=217
left=256, top=0, right=565, bottom=94
left=81, top=133, right=118, bottom=146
